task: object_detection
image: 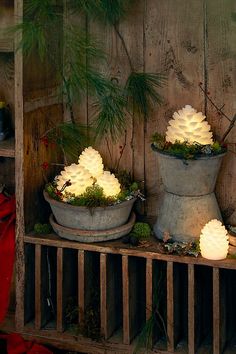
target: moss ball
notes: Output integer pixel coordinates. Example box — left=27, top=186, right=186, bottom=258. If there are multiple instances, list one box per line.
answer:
left=132, top=222, right=152, bottom=240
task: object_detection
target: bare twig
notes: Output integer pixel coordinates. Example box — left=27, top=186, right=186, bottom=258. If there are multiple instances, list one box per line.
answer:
left=221, top=114, right=236, bottom=142
left=199, top=83, right=231, bottom=122
left=51, top=163, right=65, bottom=167
left=62, top=75, right=76, bottom=124
left=199, top=83, right=236, bottom=142
left=113, top=23, right=134, bottom=72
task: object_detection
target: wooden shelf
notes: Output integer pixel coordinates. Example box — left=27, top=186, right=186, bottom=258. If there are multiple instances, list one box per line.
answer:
left=0, top=137, right=15, bottom=157
left=0, top=38, right=14, bottom=53
left=24, top=233, right=236, bottom=270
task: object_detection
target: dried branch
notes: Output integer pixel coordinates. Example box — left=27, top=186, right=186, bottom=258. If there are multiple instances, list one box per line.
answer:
left=199, top=83, right=236, bottom=142
left=199, top=83, right=231, bottom=122
left=221, top=114, right=236, bottom=142
left=113, top=23, right=134, bottom=72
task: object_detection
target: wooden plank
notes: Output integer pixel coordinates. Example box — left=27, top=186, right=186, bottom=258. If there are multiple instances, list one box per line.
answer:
left=0, top=2, right=14, bottom=53
left=0, top=137, right=15, bottom=157
left=146, top=258, right=153, bottom=321
left=14, top=0, right=24, bottom=331
left=206, top=0, right=236, bottom=225
left=213, top=267, right=220, bottom=354
left=57, top=247, right=63, bottom=332
left=24, top=244, right=35, bottom=324
left=78, top=250, right=85, bottom=326
left=167, top=261, right=174, bottom=352
left=24, top=233, right=236, bottom=270
left=0, top=54, right=15, bottom=126
left=188, top=264, right=195, bottom=354
left=122, top=255, right=130, bottom=344
left=144, top=0, right=205, bottom=217
left=35, top=244, right=42, bottom=330
left=131, top=0, right=145, bottom=214
left=0, top=158, right=15, bottom=193
left=62, top=248, right=77, bottom=329
left=212, top=267, right=226, bottom=354
left=100, top=253, right=108, bottom=339
left=100, top=254, right=122, bottom=340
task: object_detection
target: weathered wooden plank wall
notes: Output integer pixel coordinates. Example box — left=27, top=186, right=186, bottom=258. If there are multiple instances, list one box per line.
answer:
left=74, top=0, right=236, bottom=221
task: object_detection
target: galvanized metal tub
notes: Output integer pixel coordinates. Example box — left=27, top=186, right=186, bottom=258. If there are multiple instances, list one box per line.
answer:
left=49, top=212, right=136, bottom=243
left=44, top=190, right=136, bottom=230
left=153, top=151, right=226, bottom=242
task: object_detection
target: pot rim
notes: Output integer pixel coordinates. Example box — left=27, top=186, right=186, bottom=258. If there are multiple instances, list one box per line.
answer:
left=151, top=144, right=226, bottom=161
left=43, top=190, right=136, bottom=211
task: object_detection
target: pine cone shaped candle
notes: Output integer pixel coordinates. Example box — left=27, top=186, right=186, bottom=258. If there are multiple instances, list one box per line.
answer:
left=96, top=171, right=121, bottom=197
left=78, top=146, right=104, bottom=178
left=57, top=163, right=94, bottom=196
left=200, top=219, right=229, bottom=260
left=166, top=105, right=213, bottom=145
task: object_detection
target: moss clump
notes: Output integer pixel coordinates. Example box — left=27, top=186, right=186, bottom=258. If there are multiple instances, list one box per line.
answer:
left=34, top=223, right=52, bottom=234
left=151, top=133, right=226, bottom=160
left=70, top=185, right=116, bottom=207
left=132, top=222, right=152, bottom=240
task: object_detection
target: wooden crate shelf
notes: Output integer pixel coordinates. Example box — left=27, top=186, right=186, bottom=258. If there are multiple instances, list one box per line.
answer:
left=11, top=234, right=235, bottom=354
left=0, top=137, right=15, bottom=157
left=0, top=39, right=14, bottom=53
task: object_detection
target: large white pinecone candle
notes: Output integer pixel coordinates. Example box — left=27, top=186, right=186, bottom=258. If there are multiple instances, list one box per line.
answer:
left=166, top=105, right=213, bottom=145
left=96, top=171, right=121, bottom=197
left=78, top=146, right=104, bottom=178
left=56, top=163, right=93, bottom=196
left=200, top=219, right=229, bottom=260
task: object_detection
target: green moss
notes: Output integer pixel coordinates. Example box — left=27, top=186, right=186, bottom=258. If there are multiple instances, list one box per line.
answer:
left=70, top=185, right=116, bottom=207
left=151, top=133, right=226, bottom=160
left=34, top=223, right=52, bottom=234
left=132, top=222, right=152, bottom=240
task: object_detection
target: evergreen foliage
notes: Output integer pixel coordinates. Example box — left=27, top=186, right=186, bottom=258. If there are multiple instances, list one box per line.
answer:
left=11, top=0, right=165, bottom=159
left=151, top=133, right=226, bottom=160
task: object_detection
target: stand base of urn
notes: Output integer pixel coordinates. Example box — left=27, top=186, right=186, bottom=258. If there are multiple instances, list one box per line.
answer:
left=154, top=191, right=222, bottom=242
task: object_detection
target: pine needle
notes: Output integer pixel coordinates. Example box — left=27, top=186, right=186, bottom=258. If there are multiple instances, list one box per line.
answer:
left=69, top=0, right=133, bottom=24
left=125, top=72, right=166, bottom=118
left=46, top=122, right=93, bottom=161
left=93, top=84, right=128, bottom=141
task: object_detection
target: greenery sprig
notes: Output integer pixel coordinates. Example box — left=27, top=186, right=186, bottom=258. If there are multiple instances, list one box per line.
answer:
left=11, top=0, right=165, bottom=162
left=151, top=133, right=226, bottom=160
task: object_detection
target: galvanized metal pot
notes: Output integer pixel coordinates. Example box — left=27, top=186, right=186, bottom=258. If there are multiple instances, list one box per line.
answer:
left=153, top=151, right=226, bottom=242
left=44, top=190, right=136, bottom=231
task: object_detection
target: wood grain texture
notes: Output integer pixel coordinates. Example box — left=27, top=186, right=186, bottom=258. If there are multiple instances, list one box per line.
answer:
left=0, top=54, right=15, bottom=126
left=206, top=0, right=236, bottom=225
left=78, top=250, right=85, bottom=326
left=100, top=254, right=122, bottom=340
left=35, top=244, right=42, bottom=330
left=23, top=104, right=63, bottom=231
left=0, top=2, right=14, bottom=52
left=24, top=233, right=236, bottom=270
left=144, top=0, right=205, bottom=216
left=0, top=137, right=15, bottom=157
left=14, top=0, right=24, bottom=332
left=56, top=247, right=63, bottom=332
left=213, top=268, right=220, bottom=354
left=166, top=262, right=174, bottom=352
left=122, top=255, right=130, bottom=344
left=188, top=264, right=195, bottom=354
left=146, top=258, right=153, bottom=321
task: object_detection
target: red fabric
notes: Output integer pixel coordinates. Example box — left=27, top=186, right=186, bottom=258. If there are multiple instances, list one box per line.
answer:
left=0, top=193, right=16, bottom=324
left=0, top=194, right=52, bottom=353
left=0, top=334, right=52, bottom=354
